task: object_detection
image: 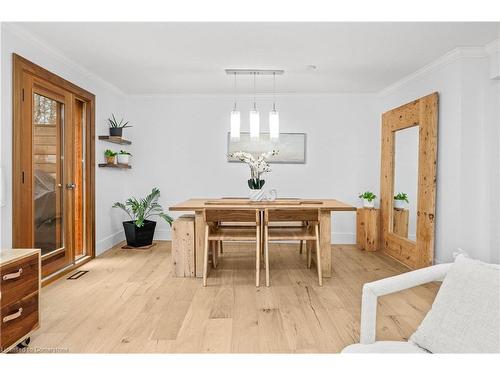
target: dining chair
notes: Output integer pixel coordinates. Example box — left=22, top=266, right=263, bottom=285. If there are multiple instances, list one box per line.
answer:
left=203, top=209, right=261, bottom=287
left=263, top=208, right=322, bottom=287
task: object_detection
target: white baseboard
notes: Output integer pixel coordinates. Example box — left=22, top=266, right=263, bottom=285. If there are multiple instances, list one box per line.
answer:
left=154, top=229, right=172, bottom=241
left=152, top=229, right=355, bottom=244
left=97, top=229, right=356, bottom=256
left=96, top=230, right=125, bottom=256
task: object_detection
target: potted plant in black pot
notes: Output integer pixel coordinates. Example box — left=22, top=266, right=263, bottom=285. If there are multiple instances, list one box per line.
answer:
left=108, top=113, right=132, bottom=137
left=112, top=188, right=173, bottom=247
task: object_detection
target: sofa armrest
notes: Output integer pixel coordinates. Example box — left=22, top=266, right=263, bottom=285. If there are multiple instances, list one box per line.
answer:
left=359, top=263, right=452, bottom=344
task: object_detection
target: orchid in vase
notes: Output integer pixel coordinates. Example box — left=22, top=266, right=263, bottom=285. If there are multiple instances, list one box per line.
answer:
left=228, top=150, right=279, bottom=190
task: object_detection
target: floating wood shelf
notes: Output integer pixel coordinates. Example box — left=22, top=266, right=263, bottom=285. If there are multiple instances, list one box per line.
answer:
left=98, top=135, right=132, bottom=145
left=98, top=163, right=131, bottom=169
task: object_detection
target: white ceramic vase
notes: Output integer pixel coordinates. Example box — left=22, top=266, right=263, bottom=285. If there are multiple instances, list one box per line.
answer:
left=363, top=199, right=375, bottom=208
left=117, top=154, right=130, bottom=165
left=249, top=188, right=265, bottom=202
left=393, top=199, right=405, bottom=209
left=248, top=188, right=278, bottom=202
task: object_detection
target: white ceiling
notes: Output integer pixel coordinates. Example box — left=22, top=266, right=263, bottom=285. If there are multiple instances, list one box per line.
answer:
left=12, top=22, right=499, bottom=94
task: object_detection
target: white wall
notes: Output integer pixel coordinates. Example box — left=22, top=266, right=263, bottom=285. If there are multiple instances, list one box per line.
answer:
left=1, top=23, right=497, bottom=263
left=0, top=24, right=129, bottom=255
left=123, top=94, right=379, bottom=243
left=379, top=48, right=500, bottom=263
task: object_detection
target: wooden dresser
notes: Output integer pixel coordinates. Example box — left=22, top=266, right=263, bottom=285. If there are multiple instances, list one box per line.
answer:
left=0, top=249, right=41, bottom=352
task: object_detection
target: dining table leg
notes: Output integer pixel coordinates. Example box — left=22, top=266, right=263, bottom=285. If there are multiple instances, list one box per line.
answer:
left=319, top=210, right=332, bottom=278
left=195, top=210, right=206, bottom=278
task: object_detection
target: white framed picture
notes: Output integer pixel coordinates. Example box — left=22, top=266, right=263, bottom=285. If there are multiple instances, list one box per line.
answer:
left=227, top=132, right=306, bottom=164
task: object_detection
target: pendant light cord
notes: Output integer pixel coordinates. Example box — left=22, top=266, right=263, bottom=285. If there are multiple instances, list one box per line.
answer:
left=273, top=72, right=276, bottom=111
left=233, top=72, right=237, bottom=111
left=253, top=72, right=257, bottom=111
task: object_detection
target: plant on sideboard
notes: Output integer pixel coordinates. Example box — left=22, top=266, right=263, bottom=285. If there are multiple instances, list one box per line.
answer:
left=358, top=191, right=377, bottom=208
left=112, top=187, right=173, bottom=247
left=117, top=150, right=132, bottom=165
left=108, top=113, right=132, bottom=137
left=394, top=192, right=409, bottom=209
left=104, top=149, right=117, bottom=164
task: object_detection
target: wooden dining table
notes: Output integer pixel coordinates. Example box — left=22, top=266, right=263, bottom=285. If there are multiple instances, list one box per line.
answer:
left=169, top=198, right=356, bottom=278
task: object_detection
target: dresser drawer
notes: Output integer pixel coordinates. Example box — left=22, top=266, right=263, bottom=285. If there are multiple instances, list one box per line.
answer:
left=0, top=254, right=39, bottom=307
left=0, top=292, right=39, bottom=351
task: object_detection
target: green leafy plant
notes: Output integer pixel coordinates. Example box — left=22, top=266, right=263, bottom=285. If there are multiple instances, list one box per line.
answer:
left=118, top=150, right=132, bottom=156
left=108, top=114, right=132, bottom=129
left=112, top=188, right=173, bottom=228
left=394, top=192, right=409, bottom=203
left=104, top=149, right=117, bottom=157
left=358, top=191, right=376, bottom=202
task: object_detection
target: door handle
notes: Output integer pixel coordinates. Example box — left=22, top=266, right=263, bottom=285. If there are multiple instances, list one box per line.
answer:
left=66, top=183, right=76, bottom=190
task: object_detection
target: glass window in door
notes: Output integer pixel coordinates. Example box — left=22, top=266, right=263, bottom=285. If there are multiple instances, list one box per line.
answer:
left=33, top=93, right=64, bottom=256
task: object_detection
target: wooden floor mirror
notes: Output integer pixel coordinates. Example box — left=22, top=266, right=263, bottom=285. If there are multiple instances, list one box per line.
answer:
left=380, top=92, right=438, bottom=269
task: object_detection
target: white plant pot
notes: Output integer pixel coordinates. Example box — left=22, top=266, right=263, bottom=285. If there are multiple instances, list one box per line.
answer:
left=249, top=188, right=265, bottom=202
left=363, top=199, right=375, bottom=208
left=117, top=154, right=130, bottom=165
left=394, top=199, right=406, bottom=209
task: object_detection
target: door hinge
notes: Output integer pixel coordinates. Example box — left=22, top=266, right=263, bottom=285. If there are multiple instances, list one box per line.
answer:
left=22, top=171, right=25, bottom=184
left=22, top=88, right=25, bottom=102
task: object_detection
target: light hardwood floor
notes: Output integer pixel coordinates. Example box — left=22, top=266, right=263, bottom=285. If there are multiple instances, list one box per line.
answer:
left=26, top=242, right=438, bottom=353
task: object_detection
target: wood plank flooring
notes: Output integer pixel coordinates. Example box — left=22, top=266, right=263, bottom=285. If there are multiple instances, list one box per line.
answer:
left=25, top=242, right=438, bottom=353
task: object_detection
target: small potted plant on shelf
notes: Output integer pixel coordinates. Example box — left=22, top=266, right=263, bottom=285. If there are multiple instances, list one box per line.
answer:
left=117, top=150, right=132, bottom=165
left=104, top=149, right=117, bottom=164
left=108, top=114, right=132, bottom=137
left=394, top=192, right=409, bottom=209
left=112, top=188, right=173, bottom=247
left=358, top=191, right=377, bottom=208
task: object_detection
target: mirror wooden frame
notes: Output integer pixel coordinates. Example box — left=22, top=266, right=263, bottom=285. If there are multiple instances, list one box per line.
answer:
left=380, top=92, right=438, bottom=269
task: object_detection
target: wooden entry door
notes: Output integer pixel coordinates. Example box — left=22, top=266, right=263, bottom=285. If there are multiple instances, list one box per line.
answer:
left=13, top=54, right=95, bottom=279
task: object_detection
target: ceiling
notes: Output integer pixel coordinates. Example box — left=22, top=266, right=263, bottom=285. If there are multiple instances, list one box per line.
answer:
left=11, top=22, right=499, bottom=94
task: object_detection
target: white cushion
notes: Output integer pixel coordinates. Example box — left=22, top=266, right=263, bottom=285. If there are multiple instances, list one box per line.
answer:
left=410, top=254, right=500, bottom=353
left=341, top=341, right=427, bottom=353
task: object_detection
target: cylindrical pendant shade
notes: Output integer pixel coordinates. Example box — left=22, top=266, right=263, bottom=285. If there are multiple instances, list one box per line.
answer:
left=230, top=110, right=240, bottom=139
left=269, top=110, right=279, bottom=140
left=249, top=109, right=260, bottom=138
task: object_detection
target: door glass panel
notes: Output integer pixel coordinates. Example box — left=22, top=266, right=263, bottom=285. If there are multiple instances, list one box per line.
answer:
left=33, top=93, right=64, bottom=255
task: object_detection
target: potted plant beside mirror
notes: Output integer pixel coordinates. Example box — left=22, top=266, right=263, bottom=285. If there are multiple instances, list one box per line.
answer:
left=358, top=191, right=376, bottom=208
left=112, top=188, right=173, bottom=247
left=108, top=114, right=132, bottom=137
left=394, top=192, right=409, bottom=209
left=117, top=150, right=132, bottom=165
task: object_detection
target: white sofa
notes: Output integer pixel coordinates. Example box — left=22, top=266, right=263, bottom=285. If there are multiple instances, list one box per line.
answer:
left=342, top=255, right=500, bottom=353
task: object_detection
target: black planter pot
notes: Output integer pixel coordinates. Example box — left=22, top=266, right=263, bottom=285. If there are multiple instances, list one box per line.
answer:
left=109, top=127, right=123, bottom=137
left=123, top=220, right=156, bottom=247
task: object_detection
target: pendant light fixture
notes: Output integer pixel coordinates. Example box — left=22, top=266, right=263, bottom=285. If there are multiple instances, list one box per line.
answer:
left=269, top=72, right=280, bottom=140
left=225, top=69, right=284, bottom=140
left=230, top=72, right=240, bottom=139
left=249, top=72, right=260, bottom=139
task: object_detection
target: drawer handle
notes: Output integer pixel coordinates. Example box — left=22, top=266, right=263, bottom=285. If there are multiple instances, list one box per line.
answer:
left=3, top=307, right=23, bottom=323
left=2, top=268, right=23, bottom=281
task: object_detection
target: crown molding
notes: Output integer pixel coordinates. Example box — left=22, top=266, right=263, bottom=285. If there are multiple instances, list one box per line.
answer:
left=377, top=46, right=488, bottom=97
left=125, top=92, right=377, bottom=99
left=2, top=23, right=126, bottom=97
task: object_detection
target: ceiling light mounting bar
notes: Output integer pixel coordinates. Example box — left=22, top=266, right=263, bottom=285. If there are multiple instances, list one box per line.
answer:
left=225, top=69, right=284, bottom=76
